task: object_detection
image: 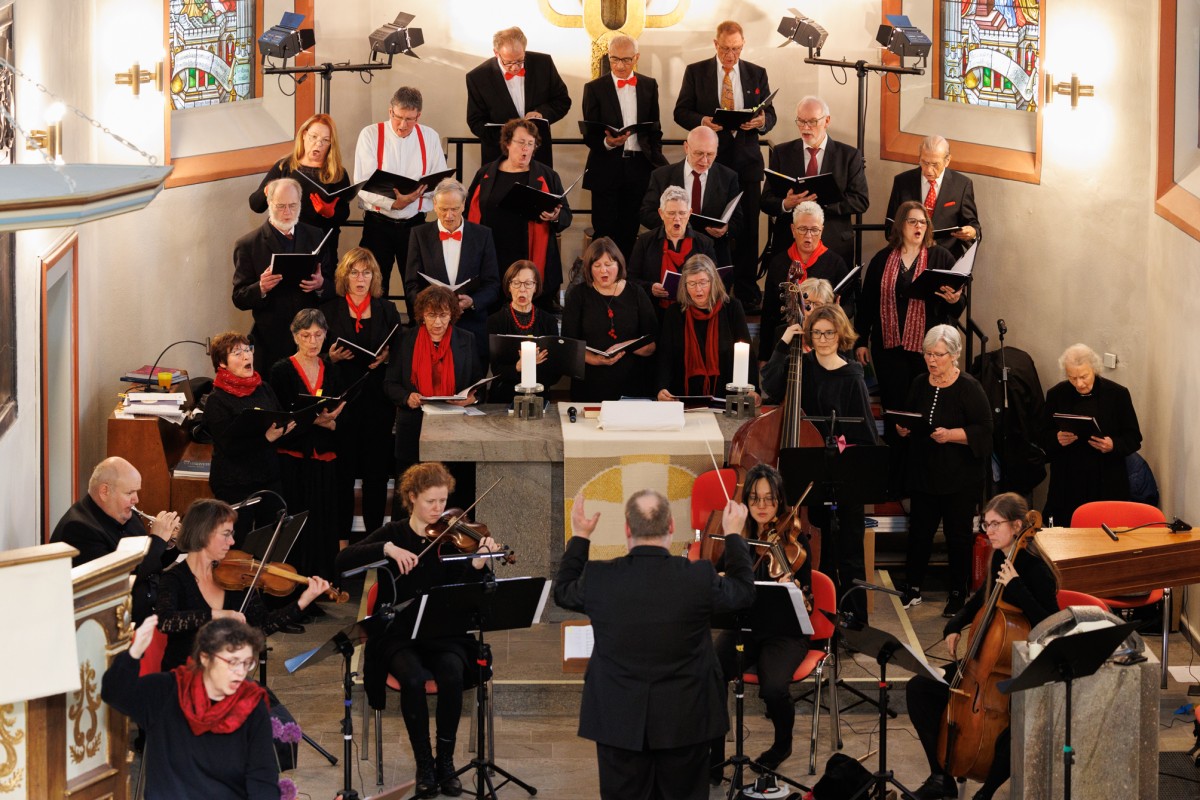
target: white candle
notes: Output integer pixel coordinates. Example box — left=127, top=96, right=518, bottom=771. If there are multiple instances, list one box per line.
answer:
left=732, top=342, right=750, bottom=388
left=520, top=341, right=537, bottom=388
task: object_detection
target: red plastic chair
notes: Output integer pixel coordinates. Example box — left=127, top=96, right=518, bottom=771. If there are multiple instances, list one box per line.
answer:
left=742, top=571, right=842, bottom=774
left=1056, top=590, right=1111, bottom=612
left=1069, top=501, right=1166, bottom=610
left=691, top=468, right=738, bottom=531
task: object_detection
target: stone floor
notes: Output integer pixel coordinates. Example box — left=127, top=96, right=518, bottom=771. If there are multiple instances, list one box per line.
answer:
left=248, top=569, right=1200, bottom=800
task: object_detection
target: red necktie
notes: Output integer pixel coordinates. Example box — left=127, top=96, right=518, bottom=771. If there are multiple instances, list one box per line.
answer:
left=690, top=170, right=703, bottom=214
left=805, top=147, right=819, bottom=178
left=505, top=69, right=526, bottom=80
left=439, top=230, right=462, bottom=242
left=924, top=182, right=937, bottom=215
left=617, top=75, right=637, bottom=88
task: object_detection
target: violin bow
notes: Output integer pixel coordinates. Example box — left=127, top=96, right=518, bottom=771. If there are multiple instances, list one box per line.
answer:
left=702, top=439, right=731, bottom=504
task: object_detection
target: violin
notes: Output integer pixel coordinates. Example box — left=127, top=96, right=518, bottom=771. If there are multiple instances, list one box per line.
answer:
left=214, top=550, right=350, bottom=603
left=423, top=509, right=516, bottom=565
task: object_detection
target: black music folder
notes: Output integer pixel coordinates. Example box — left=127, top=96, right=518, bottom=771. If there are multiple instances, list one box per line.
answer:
left=709, top=87, right=779, bottom=129
left=1052, top=413, right=1103, bottom=438
left=223, top=402, right=327, bottom=440
left=489, top=334, right=587, bottom=380
left=269, top=228, right=332, bottom=288
left=294, top=170, right=367, bottom=203
left=333, top=323, right=400, bottom=362
left=690, top=192, right=743, bottom=229
left=585, top=334, right=651, bottom=358
left=361, top=166, right=456, bottom=197
left=502, top=171, right=585, bottom=220
left=577, top=120, right=659, bottom=137
left=763, top=169, right=845, bottom=206
left=905, top=241, right=977, bottom=300
left=883, top=409, right=931, bottom=437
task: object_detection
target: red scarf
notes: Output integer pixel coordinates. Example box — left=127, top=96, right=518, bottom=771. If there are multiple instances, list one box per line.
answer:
left=346, top=294, right=371, bottom=333
left=467, top=172, right=552, bottom=279
left=411, top=327, right=456, bottom=396
left=880, top=247, right=928, bottom=352
left=660, top=238, right=693, bottom=308
left=683, top=301, right=724, bottom=395
left=172, top=664, right=267, bottom=736
left=289, top=356, right=324, bottom=395
left=214, top=366, right=262, bottom=398
left=786, top=240, right=828, bottom=284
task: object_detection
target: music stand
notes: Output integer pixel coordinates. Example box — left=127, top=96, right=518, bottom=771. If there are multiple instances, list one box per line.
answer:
left=841, top=623, right=945, bottom=800
left=412, top=570, right=548, bottom=800
left=242, top=511, right=309, bottom=564
left=711, top=577, right=814, bottom=798
left=998, top=622, right=1139, bottom=800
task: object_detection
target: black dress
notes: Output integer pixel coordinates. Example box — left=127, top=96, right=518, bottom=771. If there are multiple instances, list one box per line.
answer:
left=321, top=295, right=403, bottom=544
left=485, top=304, right=562, bottom=405
left=562, top=282, right=658, bottom=401
left=1040, top=376, right=1142, bottom=526
left=203, top=383, right=284, bottom=526
left=269, top=356, right=343, bottom=581
left=656, top=299, right=757, bottom=397
left=249, top=159, right=352, bottom=253
left=758, top=247, right=855, bottom=361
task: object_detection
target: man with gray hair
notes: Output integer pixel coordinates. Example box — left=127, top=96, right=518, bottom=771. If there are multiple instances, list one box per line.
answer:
left=466, top=26, right=571, bottom=167
left=404, top=178, right=500, bottom=363
left=884, top=134, right=981, bottom=259
left=232, top=176, right=334, bottom=372
left=760, top=96, right=869, bottom=266
left=555, top=489, right=754, bottom=799
left=581, top=33, right=667, bottom=256
left=354, top=86, right=450, bottom=298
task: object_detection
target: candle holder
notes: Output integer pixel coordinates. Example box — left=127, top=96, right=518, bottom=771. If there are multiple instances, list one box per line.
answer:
left=724, top=383, right=756, bottom=419
left=513, top=385, right=545, bottom=420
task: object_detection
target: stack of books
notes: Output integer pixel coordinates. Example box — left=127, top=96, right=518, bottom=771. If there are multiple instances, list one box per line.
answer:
left=122, top=364, right=187, bottom=386
left=119, top=392, right=187, bottom=424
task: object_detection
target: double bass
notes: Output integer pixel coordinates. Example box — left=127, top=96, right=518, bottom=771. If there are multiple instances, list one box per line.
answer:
left=937, top=510, right=1043, bottom=781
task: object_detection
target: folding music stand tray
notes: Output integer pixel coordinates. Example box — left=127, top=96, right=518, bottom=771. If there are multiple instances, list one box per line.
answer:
left=242, top=510, right=309, bottom=563
left=998, top=622, right=1139, bottom=800
left=413, top=572, right=549, bottom=800
left=711, top=580, right=814, bottom=798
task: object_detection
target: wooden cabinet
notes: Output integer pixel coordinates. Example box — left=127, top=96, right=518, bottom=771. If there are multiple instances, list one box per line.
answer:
left=107, top=407, right=213, bottom=516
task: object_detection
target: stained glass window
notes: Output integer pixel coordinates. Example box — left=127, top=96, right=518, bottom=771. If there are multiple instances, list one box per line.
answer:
left=168, top=0, right=256, bottom=109
left=939, top=0, right=1040, bottom=111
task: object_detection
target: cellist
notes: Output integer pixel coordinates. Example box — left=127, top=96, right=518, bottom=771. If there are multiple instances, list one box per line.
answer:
left=906, top=492, right=1057, bottom=800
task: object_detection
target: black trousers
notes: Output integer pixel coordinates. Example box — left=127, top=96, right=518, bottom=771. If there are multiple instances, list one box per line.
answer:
left=596, top=739, right=710, bottom=800
left=714, top=631, right=809, bottom=750
left=389, top=648, right=468, bottom=750
left=591, top=157, right=653, bottom=259
left=809, top=502, right=869, bottom=623
left=730, top=176, right=763, bottom=306
left=360, top=212, right=424, bottom=301
left=907, top=670, right=1011, bottom=797
left=907, top=485, right=979, bottom=592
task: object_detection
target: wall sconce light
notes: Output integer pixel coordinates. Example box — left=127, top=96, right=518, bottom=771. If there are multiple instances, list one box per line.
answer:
left=1044, top=73, right=1094, bottom=108
left=114, top=61, right=164, bottom=97
left=25, top=102, right=65, bottom=162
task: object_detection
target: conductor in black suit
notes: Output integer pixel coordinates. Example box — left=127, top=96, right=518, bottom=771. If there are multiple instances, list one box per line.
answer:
left=639, top=126, right=742, bottom=276
left=674, top=20, right=777, bottom=309
left=232, top=178, right=335, bottom=374
left=581, top=34, right=667, bottom=258
left=555, top=489, right=755, bottom=800
left=885, top=135, right=981, bottom=259
left=465, top=26, right=572, bottom=168
left=405, top=179, right=501, bottom=365
left=761, top=96, right=869, bottom=266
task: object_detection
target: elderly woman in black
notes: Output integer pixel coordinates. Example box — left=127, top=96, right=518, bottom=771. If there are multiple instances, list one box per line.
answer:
left=485, top=260, right=563, bottom=404
left=627, top=185, right=716, bottom=322
left=656, top=254, right=757, bottom=403
left=1040, top=343, right=1143, bottom=526
left=895, top=325, right=992, bottom=618
left=562, top=237, right=658, bottom=400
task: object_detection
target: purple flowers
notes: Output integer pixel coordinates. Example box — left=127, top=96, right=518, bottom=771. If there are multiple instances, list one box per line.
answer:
left=278, top=777, right=298, bottom=800
left=270, top=716, right=303, bottom=745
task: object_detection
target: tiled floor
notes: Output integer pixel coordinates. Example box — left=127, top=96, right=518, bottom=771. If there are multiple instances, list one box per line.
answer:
left=248, top=570, right=1199, bottom=800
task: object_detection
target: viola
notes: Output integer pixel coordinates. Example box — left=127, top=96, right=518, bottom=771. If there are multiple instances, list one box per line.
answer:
left=423, top=509, right=516, bottom=565
left=214, top=550, right=350, bottom=603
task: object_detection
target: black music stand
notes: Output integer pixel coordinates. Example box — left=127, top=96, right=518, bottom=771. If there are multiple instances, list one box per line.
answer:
left=842, top=623, right=944, bottom=800
left=998, top=622, right=1139, bottom=800
left=243, top=511, right=309, bottom=563
left=711, top=578, right=814, bottom=798
left=413, top=570, right=548, bottom=800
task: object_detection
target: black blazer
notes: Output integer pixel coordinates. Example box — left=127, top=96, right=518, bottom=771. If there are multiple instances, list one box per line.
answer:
left=465, top=51, right=572, bottom=167
left=627, top=226, right=716, bottom=303
left=554, top=534, right=755, bottom=750
left=638, top=160, right=743, bottom=238
left=231, top=220, right=335, bottom=373
left=405, top=220, right=502, bottom=322
left=885, top=168, right=982, bottom=258
left=673, top=58, right=777, bottom=175
left=761, top=137, right=870, bottom=263
left=581, top=73, right=667, bottom=191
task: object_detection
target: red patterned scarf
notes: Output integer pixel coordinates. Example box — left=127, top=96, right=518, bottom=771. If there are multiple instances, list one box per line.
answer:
left=683, top=301, right=724, bottom=395
left=786, top=240, right=828, bottom=284
left=172, top=664, right=267, bottom=736
left=411, top=326, right=456, bottom=396
left=880, top=247, right=928, bottom=352
left=214, top=366, right=262, bottom=398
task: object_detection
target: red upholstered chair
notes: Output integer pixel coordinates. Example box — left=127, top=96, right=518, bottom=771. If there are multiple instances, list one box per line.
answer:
left=1056, top=590, right=1111, bottom=612
left=742, top=570, right=842, bottom=774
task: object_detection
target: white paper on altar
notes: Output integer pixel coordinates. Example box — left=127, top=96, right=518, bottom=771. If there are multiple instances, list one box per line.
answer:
left=596, top=400, right=685, bottom=431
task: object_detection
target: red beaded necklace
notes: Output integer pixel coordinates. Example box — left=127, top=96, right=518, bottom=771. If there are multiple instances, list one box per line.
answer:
left=509, top=304, right=536, bottom=331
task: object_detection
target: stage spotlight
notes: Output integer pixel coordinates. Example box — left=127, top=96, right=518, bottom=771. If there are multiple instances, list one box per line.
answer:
left=258, top=12, right=315, bottom=63
left=876, top=14, right=931, bottom=67
left=369, top=11, right=423, bottom=64
left=777, top=9, right=828, bottom=56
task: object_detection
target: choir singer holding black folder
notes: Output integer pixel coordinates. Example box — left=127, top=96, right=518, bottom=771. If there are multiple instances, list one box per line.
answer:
left=628, top=186, right=716, bottom=324
left=486, top=260, right=564, bottom=405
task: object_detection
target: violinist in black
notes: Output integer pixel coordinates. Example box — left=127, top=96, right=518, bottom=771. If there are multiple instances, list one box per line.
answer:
left=711, top=464, right=814, bottom=779
left=905, top=493, right=1057, bottom=800
left=334, top=462, right=504, bottom=800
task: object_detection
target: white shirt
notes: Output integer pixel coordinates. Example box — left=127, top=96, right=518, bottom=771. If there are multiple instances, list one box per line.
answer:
left=438, top=219, right=463, bottom=286
left=921, top=170, right=946, bottom=207
left=353, top=122, right=448, bottom=220
left=781, top=134, right=828, bottom=213
left=686, top=166, right=709, bottom=208
left=608, top=73, right=642, bottom=154
left=500, top=57, right=525, bottom=118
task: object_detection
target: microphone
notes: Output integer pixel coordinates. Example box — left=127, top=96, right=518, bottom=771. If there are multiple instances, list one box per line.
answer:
left=567, top=406, right=578, bottom=423
left=342, top=559, right=389, bottom=578
left=1101, top=523, right=1119, bottom=542
left=997, top=319, right=1008, bottom=337
left=852, top=578, right=904, bottom=598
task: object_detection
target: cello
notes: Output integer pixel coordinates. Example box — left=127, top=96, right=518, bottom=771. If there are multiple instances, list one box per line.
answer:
left=937, top=509, right=1043, bottom=781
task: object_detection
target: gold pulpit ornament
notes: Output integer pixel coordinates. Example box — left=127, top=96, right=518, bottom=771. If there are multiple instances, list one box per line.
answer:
left=539, top=0, right=689, bottom=78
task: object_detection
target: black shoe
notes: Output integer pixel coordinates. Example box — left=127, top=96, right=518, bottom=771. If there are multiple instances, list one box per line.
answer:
left=278, top=622, right=306, bottom=634
left=899, top=584, right=923, bottom=609
left=913, top=773, right=958, bottom=799
left=750, top=741, right=792, bottom=773
left=414, top=753, right=438, bottom=799
left=435, top=738, right=462, bottom=797
left=943, top=591, right=965, bottom=619
left=709, top=765, right=725, bottom=786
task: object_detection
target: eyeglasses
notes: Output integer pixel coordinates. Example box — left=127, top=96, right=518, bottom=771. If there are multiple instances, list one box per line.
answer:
left=425, top=312, right=452, bottom=322
left=662, top=210, right=689, bottom=219
left=747, top=494, right=776, bottom=506
left=918, top=159, right=946, bottom=169
left=685, top=279, right=711, bottom=290
left=608, top=55, right=635, bottom=66
left=981, top=520, right=1013, bottom=532
left=924, top=350, right=952, bottom=360
left=389, top=108, right=419, bottom=124
left=499, top=57, right=525, bottom=69
left=795, top=118, right=826, bottom=128
left=348, top=269, right=373, bottom=279
left=717, top=45, right=743, bottom=55
left=509, top=279, right=537, bottom=289
left=905, top=218, right=928, bottom=227
left=689, top=151, right=716, bottom=161
left=809, top=329, right=838, bottom=340
left=296, top=331, right=326, bottom=341
left=303, top=133, right=331, bottom=146
left=229, top=346, right=254, bottom=356
left=212, top=653, right=258, bottom=674
left=795, top=226, right=823, bottom=235
left=510, top=138, right=537, bottom=150
left=271, top=202, right=300, bottom=212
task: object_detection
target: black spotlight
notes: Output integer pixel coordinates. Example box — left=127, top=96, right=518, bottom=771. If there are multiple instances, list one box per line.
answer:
left=258, top=12, right=315, bottom=63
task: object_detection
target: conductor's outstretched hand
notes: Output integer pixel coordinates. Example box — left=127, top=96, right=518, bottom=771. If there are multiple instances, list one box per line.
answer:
left=572, top=492, right=600, bottom=539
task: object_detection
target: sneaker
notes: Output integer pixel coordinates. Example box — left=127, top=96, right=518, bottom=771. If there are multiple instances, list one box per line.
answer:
left=943, top=590, right=965, bottom=619
left=913, top=772, right=958, bottom=799
left=899, top=585, right=923, bottom=608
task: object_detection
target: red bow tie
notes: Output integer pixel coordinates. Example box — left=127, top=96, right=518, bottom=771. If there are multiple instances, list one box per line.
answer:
left=505, top=68, right=525, bottom=80
left=617, top=75, right=637, bottom=88
left=439, top=230, right=462, bottom=242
